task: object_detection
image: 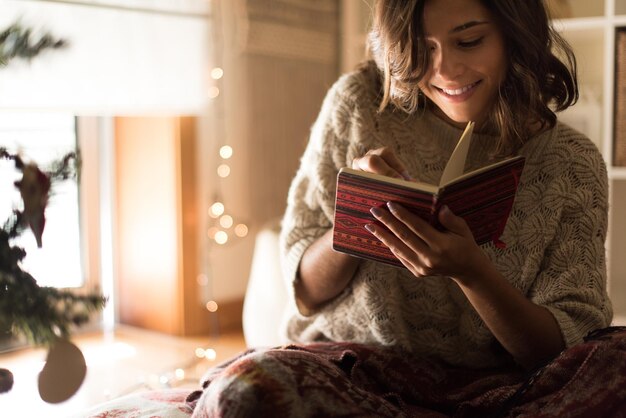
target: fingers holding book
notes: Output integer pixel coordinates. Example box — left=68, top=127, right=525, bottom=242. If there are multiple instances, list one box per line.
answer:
left=365, top=202, right=483, bottom=280
left=351, top=147, right=413, bottom=180
left=365, top=204, right=434, bottom=276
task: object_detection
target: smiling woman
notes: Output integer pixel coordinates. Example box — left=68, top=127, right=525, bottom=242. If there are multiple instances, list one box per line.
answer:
left=369, top=0, right=578, bottom=154
left=416, top=1, right=507, bottom=128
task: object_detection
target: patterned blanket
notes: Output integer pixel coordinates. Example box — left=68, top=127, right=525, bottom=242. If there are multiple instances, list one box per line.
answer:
left=186, top=327, right=626, bottom=418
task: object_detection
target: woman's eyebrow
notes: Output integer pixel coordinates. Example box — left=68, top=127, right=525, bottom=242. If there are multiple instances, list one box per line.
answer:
left=450, top=20, right=489, bottom=33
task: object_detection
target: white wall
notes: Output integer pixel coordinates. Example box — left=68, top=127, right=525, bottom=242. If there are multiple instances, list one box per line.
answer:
left=0, top=0, right=210, bottom=113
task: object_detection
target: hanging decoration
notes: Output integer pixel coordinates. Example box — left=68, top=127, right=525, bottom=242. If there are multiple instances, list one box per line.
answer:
left=205, top=0, right=248, bottom=249
left=197, top=0, right=249, bottom=324
left=0, top=22, right=67, bottom=68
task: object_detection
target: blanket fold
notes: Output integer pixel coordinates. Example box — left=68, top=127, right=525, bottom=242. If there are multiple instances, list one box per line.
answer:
left=187, top=327, right=626, bottom=418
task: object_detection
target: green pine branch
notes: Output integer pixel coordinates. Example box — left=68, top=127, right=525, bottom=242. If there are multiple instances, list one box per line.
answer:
left=1, top=148, right=106, bottom=347
left=0, top=22, right=67, bottom=68
left=0, top=263, right=107, bottom=346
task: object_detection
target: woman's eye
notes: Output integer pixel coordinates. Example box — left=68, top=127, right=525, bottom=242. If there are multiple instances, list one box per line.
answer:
left=458, top=37, right=484, bottom=48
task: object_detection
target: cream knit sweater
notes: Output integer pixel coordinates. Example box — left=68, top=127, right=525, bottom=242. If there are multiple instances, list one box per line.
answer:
left=279, top=63, right=613, bottom=368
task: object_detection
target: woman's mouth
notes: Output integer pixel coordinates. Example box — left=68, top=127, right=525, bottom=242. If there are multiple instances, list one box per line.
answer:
left=435, top=80, right=481, bottom=101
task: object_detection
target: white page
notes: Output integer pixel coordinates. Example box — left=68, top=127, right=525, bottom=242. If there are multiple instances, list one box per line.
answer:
left=438, top=121, right=474, bottom=187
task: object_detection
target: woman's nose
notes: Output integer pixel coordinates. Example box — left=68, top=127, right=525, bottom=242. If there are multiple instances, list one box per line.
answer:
left=433, top=48, right=464, bottom=81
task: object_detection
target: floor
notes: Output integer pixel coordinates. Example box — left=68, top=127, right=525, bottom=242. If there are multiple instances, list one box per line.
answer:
left=0, top=325, right=247, bottom=418
left=3, top=318, right=624, bottom=418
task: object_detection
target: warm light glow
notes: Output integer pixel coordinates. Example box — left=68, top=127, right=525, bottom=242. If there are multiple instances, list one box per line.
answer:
left=83, top=342, right=137, bottom=367
left=159, top=375, right=169, bottom=385
left=207, top=226, right=219, bottom=239
left=196, top=274, right=209, bottom=286
left=219, top=215, right=233, bottom=228
left=217, top=164, right=230, bottom=178
left=234, top=224, right=248, bottom=237
left=211, top=67, right=224, bottom=80
left=219, top=145, right=233, bottom=159
left=175, top=368, right=185, bottom=380
left=206, top=300, right=219, bottom=312
left=209, top=202, right=225, bottom=218
left=214, top=230, right=228, bottom=244
left=195, top=348, right=206, bottom=358
left=208, top=86, right=220, bottom=99
left=204, top=348, right=217, bottom=361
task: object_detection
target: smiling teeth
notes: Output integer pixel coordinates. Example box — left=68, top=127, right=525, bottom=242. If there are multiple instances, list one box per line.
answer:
left=442, top=82, right=477, bottom=96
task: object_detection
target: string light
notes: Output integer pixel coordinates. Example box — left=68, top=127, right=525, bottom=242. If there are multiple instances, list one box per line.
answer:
left=208, top=86, right=220, bottom=99
left=209, top=202, right=224, bottom=218
left=214, top=231, right=228, bottom=245
left=219, top=145, right=233, bottom=159
left=210, top=67, right=224, bottom=80
left=234, top=224, right=248, bottom=238
left=219, top=215, right=233, bottom=228
left=217, top=163, right=230, bottom=178
left=196, top=274, right=209, bottom=286
left=204, top=349, right=217, bottom=361
left=200, top=0, right=250, bottom=344
left=205, top=300, right=219, bottom=312
left=207, top=226, right=219, bottom=239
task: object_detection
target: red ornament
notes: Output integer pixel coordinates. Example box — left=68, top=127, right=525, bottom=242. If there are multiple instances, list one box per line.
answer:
left=14, top=162, right=51, bottom=248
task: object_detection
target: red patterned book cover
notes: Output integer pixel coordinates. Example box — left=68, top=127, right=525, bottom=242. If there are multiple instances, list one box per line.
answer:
left=332, top=123, right=525, bottom=268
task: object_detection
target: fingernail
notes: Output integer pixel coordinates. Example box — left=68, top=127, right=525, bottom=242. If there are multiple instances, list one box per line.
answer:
left=370, top=207, right=383, bottom=218
left=401, top=170, right=412, bottom=181
left=387, top=201, right=399, bottom=212
left=441, top=205, right=451, bottom=214
left=364, top=224, right=375, bottom=233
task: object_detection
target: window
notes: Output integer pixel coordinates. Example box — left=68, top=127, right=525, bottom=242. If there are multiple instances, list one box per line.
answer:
left=0, top=111, right=83, bottom=288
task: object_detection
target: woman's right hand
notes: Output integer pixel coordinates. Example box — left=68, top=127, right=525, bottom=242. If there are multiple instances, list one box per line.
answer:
left=352, top=147, right=412, bottom=180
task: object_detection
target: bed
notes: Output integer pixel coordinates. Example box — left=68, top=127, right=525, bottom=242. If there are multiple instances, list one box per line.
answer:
left=80, top=221, right=626, bottom=417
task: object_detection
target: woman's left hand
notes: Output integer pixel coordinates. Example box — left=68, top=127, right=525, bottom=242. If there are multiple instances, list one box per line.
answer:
left=366, top=202, right=486, bottom=282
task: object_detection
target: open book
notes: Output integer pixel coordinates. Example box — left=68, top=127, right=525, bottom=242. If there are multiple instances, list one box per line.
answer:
left=332, top=122, right=525, bottom=268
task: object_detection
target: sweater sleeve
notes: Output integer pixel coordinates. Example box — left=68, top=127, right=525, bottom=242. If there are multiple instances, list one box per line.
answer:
left=279, top=76, right=365, bottom=317
left=528, top=135, right=613, bottom=348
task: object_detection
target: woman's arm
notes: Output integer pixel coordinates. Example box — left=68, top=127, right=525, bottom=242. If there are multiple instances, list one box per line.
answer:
left=288, top=146, right=412, bottom=313
left=448, top=239, right=565, bottom=369
left=295, top=229, right=360, bottom=312
left=367, top=203, right=565, bottom=369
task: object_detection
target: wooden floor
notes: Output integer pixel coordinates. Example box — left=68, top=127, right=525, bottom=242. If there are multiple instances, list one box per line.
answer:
left=0, top=325, right=247, bottom=418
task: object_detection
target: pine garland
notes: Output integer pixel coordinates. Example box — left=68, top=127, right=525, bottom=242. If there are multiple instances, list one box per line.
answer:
left=0, top=148, right=107, bottom=346
left=0, top=22, right=67, bottom=68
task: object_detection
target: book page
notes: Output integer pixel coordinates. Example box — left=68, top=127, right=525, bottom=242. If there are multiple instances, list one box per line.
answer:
left=438, top=121, right=474, bottom=187
left=338, top=168, right=440, bottom=194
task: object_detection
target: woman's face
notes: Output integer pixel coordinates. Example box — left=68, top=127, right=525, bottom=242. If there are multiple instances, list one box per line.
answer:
left=418, top=0, right=507, bottom=129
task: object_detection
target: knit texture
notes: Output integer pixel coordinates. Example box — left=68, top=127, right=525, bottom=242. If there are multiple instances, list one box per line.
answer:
left=279, top=62, right=613, bottom=369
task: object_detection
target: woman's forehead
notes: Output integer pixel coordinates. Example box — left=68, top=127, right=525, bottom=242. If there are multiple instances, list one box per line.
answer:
left=422, top=0, right=493, bottom=34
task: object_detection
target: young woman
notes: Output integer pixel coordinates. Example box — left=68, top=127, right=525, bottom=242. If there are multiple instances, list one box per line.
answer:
left=284, top=0, right=611, bottom=371
left=188, top=1, right=623, bottom=416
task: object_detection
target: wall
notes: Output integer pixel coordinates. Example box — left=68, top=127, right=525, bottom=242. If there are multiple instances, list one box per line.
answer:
left=1, top=0, right=342, bottom=332
left=0, top=0, right=209, bottom=113
left=197, top=0, right=340, bottom=306
left=1, top=0, right=212, bottom=333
